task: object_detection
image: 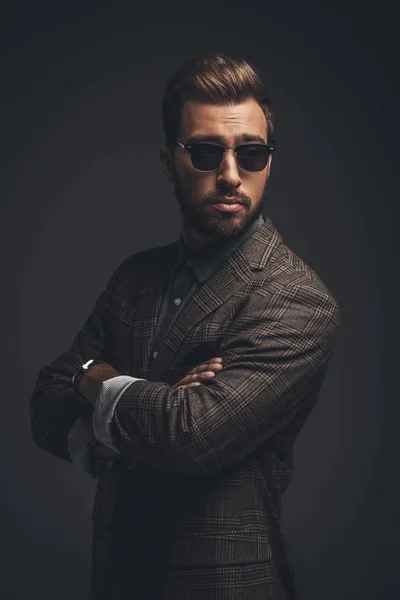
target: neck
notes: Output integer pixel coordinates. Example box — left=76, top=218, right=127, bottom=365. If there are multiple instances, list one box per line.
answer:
left=181, top=228, right=215, bottom=253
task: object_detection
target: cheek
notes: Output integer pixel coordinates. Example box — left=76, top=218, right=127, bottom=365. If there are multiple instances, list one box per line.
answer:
left=255, top=175, right=268, bottom=196
left=180, top=170, right=214, bottom=198
left=244, top=176, right=266, bottom=199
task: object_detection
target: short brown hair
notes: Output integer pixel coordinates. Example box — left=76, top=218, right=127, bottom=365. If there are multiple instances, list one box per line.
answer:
left=162, top=52, right=275, bottom=152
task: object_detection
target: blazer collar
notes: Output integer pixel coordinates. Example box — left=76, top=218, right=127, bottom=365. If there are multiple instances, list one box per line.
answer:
left=175, top=214, right=266, bottom=284
left=131, top=214, right=283, bottom=375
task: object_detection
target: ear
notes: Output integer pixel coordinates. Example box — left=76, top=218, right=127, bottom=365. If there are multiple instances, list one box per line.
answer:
left=160, top=144, right=175, bottom=183
left=265, top=153, right=272, bottom=178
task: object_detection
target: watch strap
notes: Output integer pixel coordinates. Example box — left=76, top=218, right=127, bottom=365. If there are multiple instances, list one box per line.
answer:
left=72, top=359, right=106, bottom=387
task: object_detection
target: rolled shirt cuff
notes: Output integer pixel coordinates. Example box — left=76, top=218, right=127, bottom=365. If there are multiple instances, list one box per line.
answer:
left=92, top=375, right=145, bottom=452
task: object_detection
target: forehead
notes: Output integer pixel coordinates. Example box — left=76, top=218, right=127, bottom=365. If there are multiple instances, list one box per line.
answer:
left=179, top=98, right=268, bottom=143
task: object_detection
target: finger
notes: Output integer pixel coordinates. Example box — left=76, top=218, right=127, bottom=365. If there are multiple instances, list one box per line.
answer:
left=186, top=361, right=223, bottom=376
left=190, top=358, right=223, bottom=372
left=176, top=370, right=222, bottom=388
left=195, top=364, right=223, bottom=375
left=204, top=357, right=223, bottom=365
left=181, top=370, right=219, bottom=385
left=174, top=360, right=224, bottom=389
left=179, top=364, right=223, bottom=387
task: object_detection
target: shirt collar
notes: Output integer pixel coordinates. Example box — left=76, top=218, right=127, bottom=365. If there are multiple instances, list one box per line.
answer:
left=174, top=214, right=265, bottom=283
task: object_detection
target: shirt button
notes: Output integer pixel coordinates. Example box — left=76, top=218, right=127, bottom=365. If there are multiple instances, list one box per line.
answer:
left=174, top=297, right=181, bottom=306
left=186, top=260, right=192, bottom=267
left=152, top=351, right=158, bottom=359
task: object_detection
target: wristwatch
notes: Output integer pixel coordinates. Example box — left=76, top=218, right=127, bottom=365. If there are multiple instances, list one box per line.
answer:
left=71, top=359, right=105, bottom=388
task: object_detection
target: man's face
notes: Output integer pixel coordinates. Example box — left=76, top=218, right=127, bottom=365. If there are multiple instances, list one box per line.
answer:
left=160, top=98, right=272, bottom=248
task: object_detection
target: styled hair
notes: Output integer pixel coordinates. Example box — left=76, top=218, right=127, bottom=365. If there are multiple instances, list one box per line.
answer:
left=162, top=52, right=275, bottom=152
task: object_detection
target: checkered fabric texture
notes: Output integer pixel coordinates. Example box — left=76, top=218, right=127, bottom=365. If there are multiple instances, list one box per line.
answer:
left=30, top=216, right=340, bottom=599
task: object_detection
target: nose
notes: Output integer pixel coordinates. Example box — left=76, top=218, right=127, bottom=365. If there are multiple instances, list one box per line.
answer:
left=216, top=149, right=241, bottom=191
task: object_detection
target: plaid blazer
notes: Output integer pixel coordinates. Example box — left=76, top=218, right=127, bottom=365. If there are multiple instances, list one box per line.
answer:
left=30, top=215, right=340, bottom=600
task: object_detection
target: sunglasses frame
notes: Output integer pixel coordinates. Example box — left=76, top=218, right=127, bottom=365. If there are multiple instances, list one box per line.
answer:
left=176, top=140, right=276, bottom=172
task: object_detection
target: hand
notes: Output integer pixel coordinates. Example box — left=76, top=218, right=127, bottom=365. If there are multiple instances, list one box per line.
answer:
left=90, top=358, right=224, bottom=461
left=172, top=357, right=223, bottom=390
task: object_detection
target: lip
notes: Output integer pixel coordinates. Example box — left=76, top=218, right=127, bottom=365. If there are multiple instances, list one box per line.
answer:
left=213, top=198, right=245, bottom=205
left=212, top=201, right=244, bottom=213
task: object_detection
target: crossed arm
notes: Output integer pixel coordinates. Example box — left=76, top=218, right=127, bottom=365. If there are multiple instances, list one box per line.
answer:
left=73, top=359, right=223, bottom=462
left=30, top=271, right=340, bottom=478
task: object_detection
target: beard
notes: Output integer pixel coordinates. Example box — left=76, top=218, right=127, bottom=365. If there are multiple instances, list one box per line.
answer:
left=174, top=176, right=268, bottom=240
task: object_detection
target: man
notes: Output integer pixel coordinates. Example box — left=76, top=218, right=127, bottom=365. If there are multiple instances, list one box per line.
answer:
left=30, top=53, right=340, bottom=599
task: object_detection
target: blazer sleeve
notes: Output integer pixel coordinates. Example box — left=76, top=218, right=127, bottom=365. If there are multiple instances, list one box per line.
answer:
left=29, top=262, right=123, bottom=465
left=109, top=279, right=341, bottom=476
left=67, top=407, right=99, bottom=478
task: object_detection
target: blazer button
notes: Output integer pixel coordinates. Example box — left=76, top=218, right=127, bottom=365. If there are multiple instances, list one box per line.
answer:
left=124, top=457, right=137, bottom=469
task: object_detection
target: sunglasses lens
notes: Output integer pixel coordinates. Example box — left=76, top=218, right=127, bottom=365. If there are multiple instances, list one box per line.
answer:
left=237, top=145, right=269, bottom=171
left=188, top=143, right=271, bottom=172
left=190, top=144, right=223, bottom=171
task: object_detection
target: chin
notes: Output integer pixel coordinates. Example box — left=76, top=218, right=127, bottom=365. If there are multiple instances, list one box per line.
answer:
left=199, top=214, right=250, bottom=238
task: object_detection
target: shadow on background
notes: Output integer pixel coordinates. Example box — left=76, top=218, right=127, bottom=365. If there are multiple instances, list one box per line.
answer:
left=1, top=1, right=397, bottom=598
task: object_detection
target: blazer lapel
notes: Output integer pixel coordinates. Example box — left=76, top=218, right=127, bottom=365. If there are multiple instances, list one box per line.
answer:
left=130, top=242, right=178, bottom=378
left=160, top=216, right=282, bottom=370
left=131, top=216, right=283, bottom=378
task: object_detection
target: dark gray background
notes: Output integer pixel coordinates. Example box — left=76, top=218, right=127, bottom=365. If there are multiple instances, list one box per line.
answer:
left=1, top=1, right=397, bottom=598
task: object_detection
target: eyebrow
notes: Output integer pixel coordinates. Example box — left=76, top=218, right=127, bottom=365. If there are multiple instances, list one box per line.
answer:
left=185, top=133, right=267, bottom=145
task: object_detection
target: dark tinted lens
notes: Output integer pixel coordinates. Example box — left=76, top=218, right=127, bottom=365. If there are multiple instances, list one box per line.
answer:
left=190, top=144, right=223, bottom=171
left=236, top=145, right=269, bottom=171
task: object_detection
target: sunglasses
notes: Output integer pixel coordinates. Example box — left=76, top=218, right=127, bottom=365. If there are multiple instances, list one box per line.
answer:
left=176, top=140, right=275, bottom=172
